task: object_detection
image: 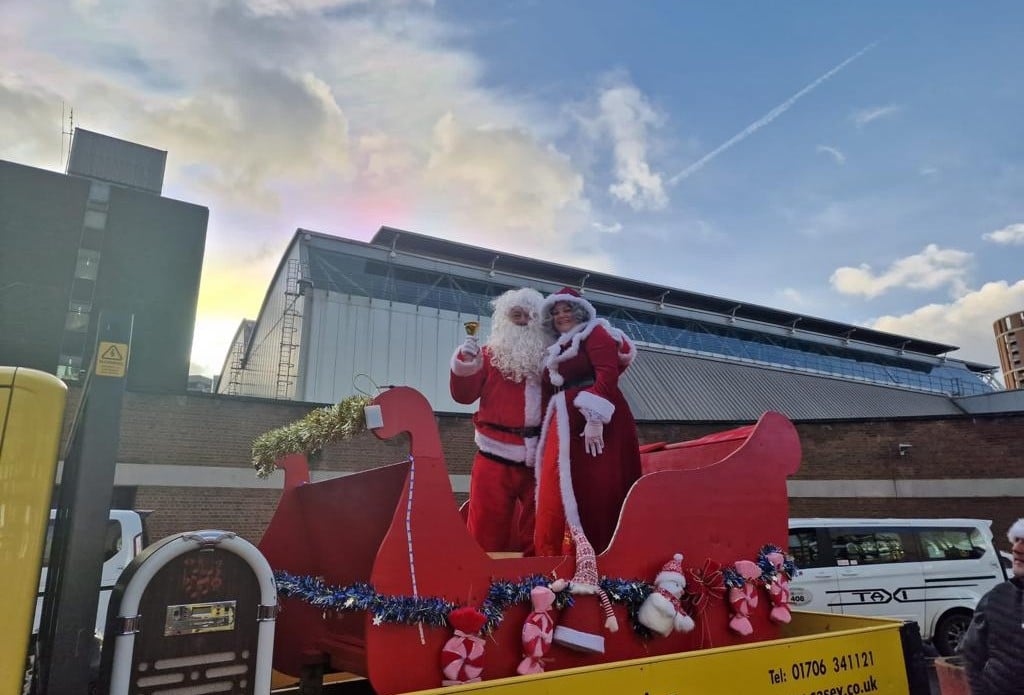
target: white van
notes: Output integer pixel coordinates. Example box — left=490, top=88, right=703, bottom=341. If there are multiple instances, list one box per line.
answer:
left=34, top=509, right=149, bottom=637
left=787, top=518, right=1007, bottom=656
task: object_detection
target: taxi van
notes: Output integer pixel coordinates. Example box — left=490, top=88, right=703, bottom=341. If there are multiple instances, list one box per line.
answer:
left=788, top=517, right=1007, bottom=656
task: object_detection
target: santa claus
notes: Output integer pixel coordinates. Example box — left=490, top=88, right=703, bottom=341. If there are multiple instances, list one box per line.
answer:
left=450, top=287, right=550, bottom=553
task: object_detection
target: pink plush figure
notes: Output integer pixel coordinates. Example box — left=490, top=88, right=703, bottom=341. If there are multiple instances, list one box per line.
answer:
left=726, top=560, right=762, bottom=636
left=517, top=586, right=557, bottom=675
left=440, top=606, right=488, bottom=686
left=765, top=551, right=792, bottom=623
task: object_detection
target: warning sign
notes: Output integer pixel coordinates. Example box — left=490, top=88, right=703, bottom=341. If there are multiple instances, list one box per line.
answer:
left=96, top=341, right=129, bottom=377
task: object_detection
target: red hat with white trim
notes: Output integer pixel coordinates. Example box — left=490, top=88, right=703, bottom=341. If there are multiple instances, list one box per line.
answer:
left=655, top=553, right=685, bottom=586
left=541, top=286, right=596, bottom=322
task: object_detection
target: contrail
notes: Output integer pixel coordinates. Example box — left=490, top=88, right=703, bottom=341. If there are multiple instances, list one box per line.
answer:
left=668, top=42, right=877, bottom=185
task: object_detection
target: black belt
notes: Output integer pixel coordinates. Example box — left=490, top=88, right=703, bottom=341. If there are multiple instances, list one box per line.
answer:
left=479, top=422, right=541, bottom=438
left=479, top=449, right=529, bottom=468
left=554, top=377, right=595, bottom=393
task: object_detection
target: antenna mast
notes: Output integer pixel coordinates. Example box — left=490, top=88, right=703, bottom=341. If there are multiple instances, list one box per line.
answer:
left=61, top=101, right=75, bottom=171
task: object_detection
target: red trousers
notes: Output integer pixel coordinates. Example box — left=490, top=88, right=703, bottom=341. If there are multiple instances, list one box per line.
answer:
left=466, top=453, right=536, bottom=554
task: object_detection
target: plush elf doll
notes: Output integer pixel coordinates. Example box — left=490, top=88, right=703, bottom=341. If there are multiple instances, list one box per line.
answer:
left=440, top=606, right=488, bottom=686
left=549, top=524, right=619, bottom=653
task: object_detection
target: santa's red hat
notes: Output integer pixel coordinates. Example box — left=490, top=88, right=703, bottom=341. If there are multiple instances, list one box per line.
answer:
left=541, top=286, right=596, bottom=323
left=655, top=553, right=685, bottom=586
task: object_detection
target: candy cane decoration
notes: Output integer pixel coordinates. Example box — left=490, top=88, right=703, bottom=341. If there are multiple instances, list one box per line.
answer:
left=724, top=560, right=761, bottom=636
left=517, top=586, right=556, bottom=675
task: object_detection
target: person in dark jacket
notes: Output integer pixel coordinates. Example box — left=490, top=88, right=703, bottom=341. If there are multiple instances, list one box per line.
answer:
left=959, top=517, right=1024, bottom=695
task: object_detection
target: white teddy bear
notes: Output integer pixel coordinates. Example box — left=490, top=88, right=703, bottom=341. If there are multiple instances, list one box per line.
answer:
left=638, top=553, right=696, bottom=637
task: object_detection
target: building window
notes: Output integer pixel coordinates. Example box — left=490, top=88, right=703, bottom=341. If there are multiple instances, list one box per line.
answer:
left=56, top=354, right=83, bottom=381
left=75, top=248, right=101, bottom=280
left=64, top=302, right=91, bottom=332
left=83, top=209, right=107, bottom=230
left=89, top=180, right=110, bottom=203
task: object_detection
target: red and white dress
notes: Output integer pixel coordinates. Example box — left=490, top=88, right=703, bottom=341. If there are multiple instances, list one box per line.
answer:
left=533, top=317, right=640, bottom=556
left=451, top=346, right=543, bottom=552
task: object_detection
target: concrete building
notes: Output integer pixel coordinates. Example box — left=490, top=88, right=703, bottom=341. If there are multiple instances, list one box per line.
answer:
left=0, top=129, right=208, bottom=392
left=219, top=226, right=1000, bottom=420
left=993, top=310, right=1024, bottom=389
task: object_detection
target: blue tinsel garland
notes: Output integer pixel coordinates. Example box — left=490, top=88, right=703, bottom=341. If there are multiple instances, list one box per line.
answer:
left=273, top=544, right=791, bottom=639
left=274, top=570, right=654, bottom=636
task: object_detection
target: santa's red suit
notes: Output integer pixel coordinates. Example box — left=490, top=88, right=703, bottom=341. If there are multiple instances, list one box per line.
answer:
left=451, top=346, right=542, bottom=552
left=534, top=288, right=641, bottom=556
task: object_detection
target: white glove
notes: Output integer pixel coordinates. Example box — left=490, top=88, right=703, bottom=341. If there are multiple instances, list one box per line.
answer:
left=581, top=420, right=604, bottom=456
left=460, top=336, right=480, bottom=358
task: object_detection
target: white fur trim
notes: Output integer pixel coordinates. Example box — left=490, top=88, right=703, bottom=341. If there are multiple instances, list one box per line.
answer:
left=450, top=346, right=483, bottom=376
left=475, top=431, right=528, bottom=463
left=524, top=375, right=542, bottom=427
left=545, top=318, right=634, bottom=385
left=655, top=571, right=685, bottom=586
left=534, top=392, right=582, bottom=530
left=1009, top=518, right=1024, bottom=543
left=573, top=390, right=615, bottom=424
left=552, top=625, right=604, bottom=654
left=524, top=437, right=538, bottom=469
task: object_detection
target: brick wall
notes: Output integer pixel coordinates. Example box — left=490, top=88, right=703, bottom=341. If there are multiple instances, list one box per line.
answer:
left=61, top=388, right=1024, bottom=547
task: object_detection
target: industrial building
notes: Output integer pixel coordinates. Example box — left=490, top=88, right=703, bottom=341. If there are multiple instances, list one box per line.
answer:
left=0, top=129, right=208, bottom=392
left=219, top=226, right=1001, bottom=420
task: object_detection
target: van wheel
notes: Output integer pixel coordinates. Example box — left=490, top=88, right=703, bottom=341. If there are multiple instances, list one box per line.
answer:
left=934, top=610, right=972, bottom=656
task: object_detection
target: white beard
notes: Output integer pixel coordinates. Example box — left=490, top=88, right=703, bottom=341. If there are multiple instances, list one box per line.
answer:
left=488, top=322, right=549, bottom=383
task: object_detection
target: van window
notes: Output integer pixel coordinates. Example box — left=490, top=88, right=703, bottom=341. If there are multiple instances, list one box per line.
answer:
left=103, top=520, right=123, bottom=561
left=788, top=529, right=826, bottom=568
left=829, top=528, right=911, bottom=565
left=42, top=519, right=124, bottom=564
left=918, top=528, right=987, bottom=561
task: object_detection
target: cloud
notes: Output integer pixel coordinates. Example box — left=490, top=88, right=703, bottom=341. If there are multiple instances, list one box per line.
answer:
left=589, top=79, right=668, bottom=211
left=869, top=279, right=1024, bottom=365
left=779, top=288, right=807, bottom=307
left=1, top=1, right=608, bottom=367
left=851, top=104, right=902, bottom=128
left=425, top=112, right=591, bottom=260
left=830, top=244, right=973, bottom=299
left=983, top=223, right=1024, bottom=245
left=592, top=220, right=622, bottom=234
left=919, top=166, right=939, bottom=177
left=815, top=145, right=846, bottom=164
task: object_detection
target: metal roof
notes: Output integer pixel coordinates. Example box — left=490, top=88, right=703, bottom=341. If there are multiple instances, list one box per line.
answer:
left=369, top=226, right=974, bottom=361
left=622, top=347, right=963, bottom=421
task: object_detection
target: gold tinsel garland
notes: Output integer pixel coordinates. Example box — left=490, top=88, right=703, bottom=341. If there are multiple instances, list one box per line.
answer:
left=251, top=395, right=372, bottom=478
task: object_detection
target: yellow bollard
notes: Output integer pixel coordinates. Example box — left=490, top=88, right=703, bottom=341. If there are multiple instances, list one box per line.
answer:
left=0, top=367, right=67, bottom=694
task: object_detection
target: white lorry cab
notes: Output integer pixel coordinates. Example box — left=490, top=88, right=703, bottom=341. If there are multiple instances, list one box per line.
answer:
left=787, top=518, right=1007, bottom=656
left=34, top=509, right=149, bottom=638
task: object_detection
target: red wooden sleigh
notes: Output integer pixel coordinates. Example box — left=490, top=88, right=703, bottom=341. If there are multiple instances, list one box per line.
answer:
left=258, top=387, right=801, bottom=695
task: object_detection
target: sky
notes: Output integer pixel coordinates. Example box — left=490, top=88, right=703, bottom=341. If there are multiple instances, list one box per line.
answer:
left=3, top=1, right=1023, bottom=377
